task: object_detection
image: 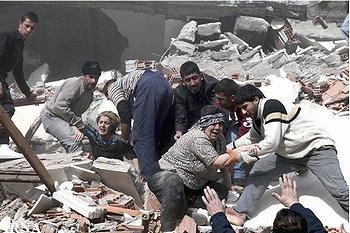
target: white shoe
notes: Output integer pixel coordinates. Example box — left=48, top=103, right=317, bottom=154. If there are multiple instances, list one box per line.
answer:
left=0, top=144, right=24, bottom=160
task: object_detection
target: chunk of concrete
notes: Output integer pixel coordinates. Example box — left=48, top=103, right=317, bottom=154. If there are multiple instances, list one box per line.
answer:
left=211, top=47, right=239, bottom=61
left=198, top=39, right=229, bottom=52
left=233, top=16, right=270, bottom=47
left=170, top=40, right=196, bottom=55
left=53, top=190, right=105, bottom=219
left=177, top=20, right=197, bottom=43
left=91, top=157, right=143, bottom=207
left=197, top=22, right=221, bottom=38
left=28, top=194, right=54, bottom=216
left=224, top=32, right=249, bottom=47
left=239, top=45, right=262, bottom=61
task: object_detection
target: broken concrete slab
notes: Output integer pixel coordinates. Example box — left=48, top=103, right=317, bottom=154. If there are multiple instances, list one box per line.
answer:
left=291, top=20, right=345, bottom=41
left=198, top=39, right=229, bottom=52
left=28, top=194, right=54, bottom=216
left=211, top=47, right=239, bottom=61
left=70, top=165, right=100, bottom=183
left=53, top=189, right=105, bottom=219
left=170, top=40, right=196, bottom=55
left=91, top=157, right=143, bottom=207
left=224, top=32, right=249, bottom=47
left=239, top=45, right=262, bottom=61
left=233, top=16, right=270, bottom=47
left=197, top=22, right=221, bottom=39
left=177, top=20, right=197, bottom=43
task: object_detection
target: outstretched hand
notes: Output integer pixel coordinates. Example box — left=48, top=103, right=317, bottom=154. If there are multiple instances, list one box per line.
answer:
left=272, top=174, right=299, bottom=208
left=202, top=186, right=225, bottom=216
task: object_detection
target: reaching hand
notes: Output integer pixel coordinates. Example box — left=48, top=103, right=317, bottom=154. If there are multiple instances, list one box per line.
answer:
left=173, top=130, right=183, bottom=141
left=27, top=90, right=38, bottom=99
left=272, top=174, right=299, bottom=208
left=202, top=186, right=225, bottom=216
left=326, top=224, right=347, bottom=233
left=72, top=126, right=84, bottom=142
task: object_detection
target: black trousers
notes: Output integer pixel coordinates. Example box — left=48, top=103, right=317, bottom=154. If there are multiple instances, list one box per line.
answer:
left=0, top=80, right=15, bottom=144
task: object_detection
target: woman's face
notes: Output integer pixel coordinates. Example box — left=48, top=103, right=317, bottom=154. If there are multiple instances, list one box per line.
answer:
left=204, top=122, right=224, bottom=142
left=97, top=116, right=112, bottom=136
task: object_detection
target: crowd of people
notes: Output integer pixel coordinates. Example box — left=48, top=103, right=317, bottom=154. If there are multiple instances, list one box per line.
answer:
left=0, top=11, right=349, bottom=233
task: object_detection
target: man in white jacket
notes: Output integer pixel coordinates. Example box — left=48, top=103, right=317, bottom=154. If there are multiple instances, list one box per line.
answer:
left=225, top=84, right=349, bottom=225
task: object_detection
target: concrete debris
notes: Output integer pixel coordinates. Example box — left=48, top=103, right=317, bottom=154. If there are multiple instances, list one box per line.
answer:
left=1, top=3, right=349, bottom=233
left=233, top=16, right=270, bottom=48
left=177, top=20, right=197, bottom=43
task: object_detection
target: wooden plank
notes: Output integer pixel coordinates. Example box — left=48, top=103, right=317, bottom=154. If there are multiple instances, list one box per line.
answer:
left=0, top=105, right=55, bottom=193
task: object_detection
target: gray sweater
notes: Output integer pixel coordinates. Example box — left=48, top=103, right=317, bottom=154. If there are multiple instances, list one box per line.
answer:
left=45, top=77, right=94, bottom=128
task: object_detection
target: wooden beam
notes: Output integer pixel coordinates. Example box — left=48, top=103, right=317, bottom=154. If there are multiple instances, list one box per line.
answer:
left=0, top=104, right=55, bottom=193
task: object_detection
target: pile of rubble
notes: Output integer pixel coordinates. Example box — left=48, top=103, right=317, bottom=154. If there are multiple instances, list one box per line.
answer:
left=161, top=16, right=349, bottom=113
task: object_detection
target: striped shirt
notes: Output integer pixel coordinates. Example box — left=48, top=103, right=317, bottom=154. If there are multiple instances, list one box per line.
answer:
left=107, top=70, right=146, bottom=106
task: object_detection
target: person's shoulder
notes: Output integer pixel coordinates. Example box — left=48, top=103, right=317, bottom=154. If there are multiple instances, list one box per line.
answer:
left=0, top=30, right=15, bottom=40
left=174, top=84, right=187, bottom=97
left=262, top=98, right=287, bottom=118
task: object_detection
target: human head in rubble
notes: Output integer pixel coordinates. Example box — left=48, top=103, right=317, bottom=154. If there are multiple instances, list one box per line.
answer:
left=81, top=61, right=101, bottom=90
left=180, top=61, right=203, bottom=94
left=96, top=111, right=120, bottom=138
left=273, top=209, right=308, bottom=233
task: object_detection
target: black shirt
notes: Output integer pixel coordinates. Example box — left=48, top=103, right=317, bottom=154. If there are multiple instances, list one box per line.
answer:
left=0, top=30, right=31, bottom=97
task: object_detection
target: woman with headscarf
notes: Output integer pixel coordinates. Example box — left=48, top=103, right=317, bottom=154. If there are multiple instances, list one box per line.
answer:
left=147, top=105, right=234, bottom=232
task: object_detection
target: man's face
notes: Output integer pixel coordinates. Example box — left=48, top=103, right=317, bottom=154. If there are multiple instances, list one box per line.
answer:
left=239, top=98, right=259, bottom=118
left=18, top=18, right=38, bottom=40
left=83, top=74, right=99, bottom=90
left=182, top=72, right=202, bottom=94
left=215, top=92, right=235, bottom=109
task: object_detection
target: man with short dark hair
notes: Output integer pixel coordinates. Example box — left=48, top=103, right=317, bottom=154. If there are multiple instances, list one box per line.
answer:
left=225, top=84, right=349, bottom=225
left=214, top=78, right=252, bottom=188
left=174, top=61, right=218, bottom=140
left=42, top=61, right=101, bottom=153
left=0, top=11, right=39, bottom=158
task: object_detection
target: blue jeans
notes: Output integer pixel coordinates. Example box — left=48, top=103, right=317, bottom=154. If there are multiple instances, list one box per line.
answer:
left=341, top=14, right=349, bottom=42
left=225, top=121, right=246, bottom=181
left=132, top=70, right=173, bottom=179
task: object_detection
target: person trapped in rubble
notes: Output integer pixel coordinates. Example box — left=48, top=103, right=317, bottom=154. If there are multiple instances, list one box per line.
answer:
left=79, top=110, right=136, bottom=161
left=202, top=174, right=328, bottom=233
left=214, top=78, right=252, bottom=191
left=173, top=61, right=218, bottom=141
left=42, top=61, right=101, bottom=153
left=0, top=11, right=39, bottom=159
left=97, top=68, right=173, bottom=180
left=147, top=105, right=236, bottom=232
left=224, top=84, right=349, bottom=226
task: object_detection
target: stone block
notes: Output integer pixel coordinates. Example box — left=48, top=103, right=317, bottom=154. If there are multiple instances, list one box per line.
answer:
left=177, top=20, right=197, bottom=43
left=198, top=39, right=229, bottom=52
left=224, top=32, right=249, bottom=47
left=197, top=22, right=221, bottom=40
left=233, top=16, right=270, bottom=47
left=211, top=47, right=239, bottom=61
left=170, top=40, right=196, bottom=55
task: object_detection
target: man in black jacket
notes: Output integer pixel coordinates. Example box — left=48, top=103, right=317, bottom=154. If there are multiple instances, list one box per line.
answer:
left=173, top=61, right=218, bottom=140
left=0, top=11, right=38, bottom=158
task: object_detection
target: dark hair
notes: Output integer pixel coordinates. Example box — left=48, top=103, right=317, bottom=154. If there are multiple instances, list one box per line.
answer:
left=214, top=78, right=239, bottom=97
left=21, top=11, right=39, bottom=24
left=81, top=61, right=101, bottom=76
left=235, top=84, right=265, bottom=105
left=180, top=61, right=200, bottom=78
left=273, top=209, right=308, bottom=233
left=200, top=105, right=225, bottom=117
